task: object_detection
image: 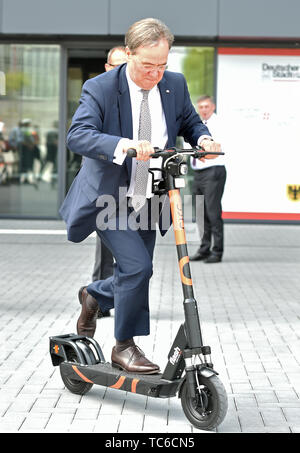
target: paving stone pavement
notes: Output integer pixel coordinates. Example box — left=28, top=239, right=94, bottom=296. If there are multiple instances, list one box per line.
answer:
left=0, top=219, right=299, bottom=433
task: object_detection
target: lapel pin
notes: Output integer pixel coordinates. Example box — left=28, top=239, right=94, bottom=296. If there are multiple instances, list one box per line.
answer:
left=166, top=89, right=170, bottom=93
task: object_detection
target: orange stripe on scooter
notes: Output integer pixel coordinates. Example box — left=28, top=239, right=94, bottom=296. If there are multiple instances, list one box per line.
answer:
left=110, top=375, right=126, bottom=389
left=179, top=256, right=192, bottom=286
left=174, top=227, right=186, bottom=246
left=72, top=365, right=94, bottom=383
left=169, top=189, right=186, bottom=245
left=131, top=378, right=139, bottom=393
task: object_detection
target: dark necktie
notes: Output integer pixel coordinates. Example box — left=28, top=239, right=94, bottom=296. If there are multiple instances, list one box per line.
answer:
left=131, top=89, right=151, bottom=212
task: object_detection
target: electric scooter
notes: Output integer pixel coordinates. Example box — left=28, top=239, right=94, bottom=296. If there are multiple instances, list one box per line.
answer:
left=49, top=147, right=228, bottom=431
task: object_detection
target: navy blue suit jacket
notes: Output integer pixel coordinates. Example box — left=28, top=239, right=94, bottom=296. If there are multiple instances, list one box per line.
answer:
left=60, top=64, right=210, bottom=242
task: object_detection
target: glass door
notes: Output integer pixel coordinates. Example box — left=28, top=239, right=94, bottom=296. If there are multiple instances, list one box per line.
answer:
left=66, top=55, right=106, bottom=191
left=0, top=44, right=60, bottom=217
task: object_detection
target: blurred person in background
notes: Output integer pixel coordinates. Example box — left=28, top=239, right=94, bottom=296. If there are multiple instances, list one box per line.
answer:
left=43, top=120, right=58, bottom=187
left=0, top=121, right=8, bottom=184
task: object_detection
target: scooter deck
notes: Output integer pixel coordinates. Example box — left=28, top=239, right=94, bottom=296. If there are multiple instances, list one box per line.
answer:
left=60, top=360, right=183, bottom=398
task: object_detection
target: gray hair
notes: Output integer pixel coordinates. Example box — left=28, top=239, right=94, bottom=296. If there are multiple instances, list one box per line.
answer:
left=107, top=46, right=126, bottom=64
left=125, top=18, right=174, bottom=54
left=197, top=95, right=215, bottom=104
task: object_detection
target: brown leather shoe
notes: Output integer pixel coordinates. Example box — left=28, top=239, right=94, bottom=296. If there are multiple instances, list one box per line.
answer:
left=111, top=343, right=160, bottom=375
left=76, top=286, right=99, bottom=338
left=78, top=287, right=107, bottom=319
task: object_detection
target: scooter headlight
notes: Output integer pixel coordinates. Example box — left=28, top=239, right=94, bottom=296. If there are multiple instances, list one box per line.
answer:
left=179, top=163, right=188, bottom=175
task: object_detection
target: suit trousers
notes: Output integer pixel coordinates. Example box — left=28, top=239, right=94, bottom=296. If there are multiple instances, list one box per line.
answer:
left=87, top=201, right=156, bottom=341
left=92, top=235, right=114, bottom=281
left=192, top=165, right=227, bottom=257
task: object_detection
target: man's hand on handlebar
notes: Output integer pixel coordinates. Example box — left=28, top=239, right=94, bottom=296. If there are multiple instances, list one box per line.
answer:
left=199, top=139, right=221, bottom=162
left=123, top=140, right=223, bottom=161
left=123, top=140, right=154, bottom=161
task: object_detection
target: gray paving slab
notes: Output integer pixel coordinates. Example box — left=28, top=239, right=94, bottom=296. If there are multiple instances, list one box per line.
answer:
left=0, top=220, right=299, bottom=433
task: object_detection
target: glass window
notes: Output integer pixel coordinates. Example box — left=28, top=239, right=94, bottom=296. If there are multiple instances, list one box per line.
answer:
left=169, top=46, right=215, bottom=102
left=168, top=46, right=215, bottom=197
left=66, top=65, right=84, bottom=191
left=0, top=44, right=60, bottom=217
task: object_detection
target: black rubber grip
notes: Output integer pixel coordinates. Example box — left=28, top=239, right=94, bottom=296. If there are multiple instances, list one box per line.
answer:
left=127, top=148, right=137, bottom=157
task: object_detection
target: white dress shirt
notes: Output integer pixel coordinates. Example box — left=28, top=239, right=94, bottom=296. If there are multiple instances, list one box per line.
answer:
left=113, top=67, right=166, bottom=198
left=190, top=113, right=226, bottom=170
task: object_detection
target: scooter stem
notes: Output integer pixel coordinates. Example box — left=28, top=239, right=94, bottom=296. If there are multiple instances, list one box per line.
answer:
left=169, top=188, right=203, bottom=348
left=169, top=189, right=193, bottom=298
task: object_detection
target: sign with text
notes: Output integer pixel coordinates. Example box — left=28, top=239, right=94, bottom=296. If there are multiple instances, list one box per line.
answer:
left=217, top=48, right=300, bottom=221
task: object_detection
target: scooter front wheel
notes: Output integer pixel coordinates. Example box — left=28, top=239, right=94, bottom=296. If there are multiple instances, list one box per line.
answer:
left=180, top=374, right=228, bottom=430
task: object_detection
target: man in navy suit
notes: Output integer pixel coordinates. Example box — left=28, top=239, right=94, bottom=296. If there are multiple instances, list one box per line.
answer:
left=60, top=18, right=220, bottom=374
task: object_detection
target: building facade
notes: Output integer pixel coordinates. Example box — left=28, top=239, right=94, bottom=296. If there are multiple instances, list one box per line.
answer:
left=1, top=0, right=300, bottom=221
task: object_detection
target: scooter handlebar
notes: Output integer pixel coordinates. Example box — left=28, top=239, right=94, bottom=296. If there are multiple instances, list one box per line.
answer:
left=126, top=147, right=224, bottom=159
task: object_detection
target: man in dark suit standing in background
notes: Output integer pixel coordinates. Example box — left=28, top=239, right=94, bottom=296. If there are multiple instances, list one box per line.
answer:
left=60, top=18, right=220, bottom=374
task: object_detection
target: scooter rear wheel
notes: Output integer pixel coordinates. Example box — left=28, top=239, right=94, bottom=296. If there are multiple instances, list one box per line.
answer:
left=60, top=349, right=93, bottom=395
left=180, top=374, right=228, bottom=430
